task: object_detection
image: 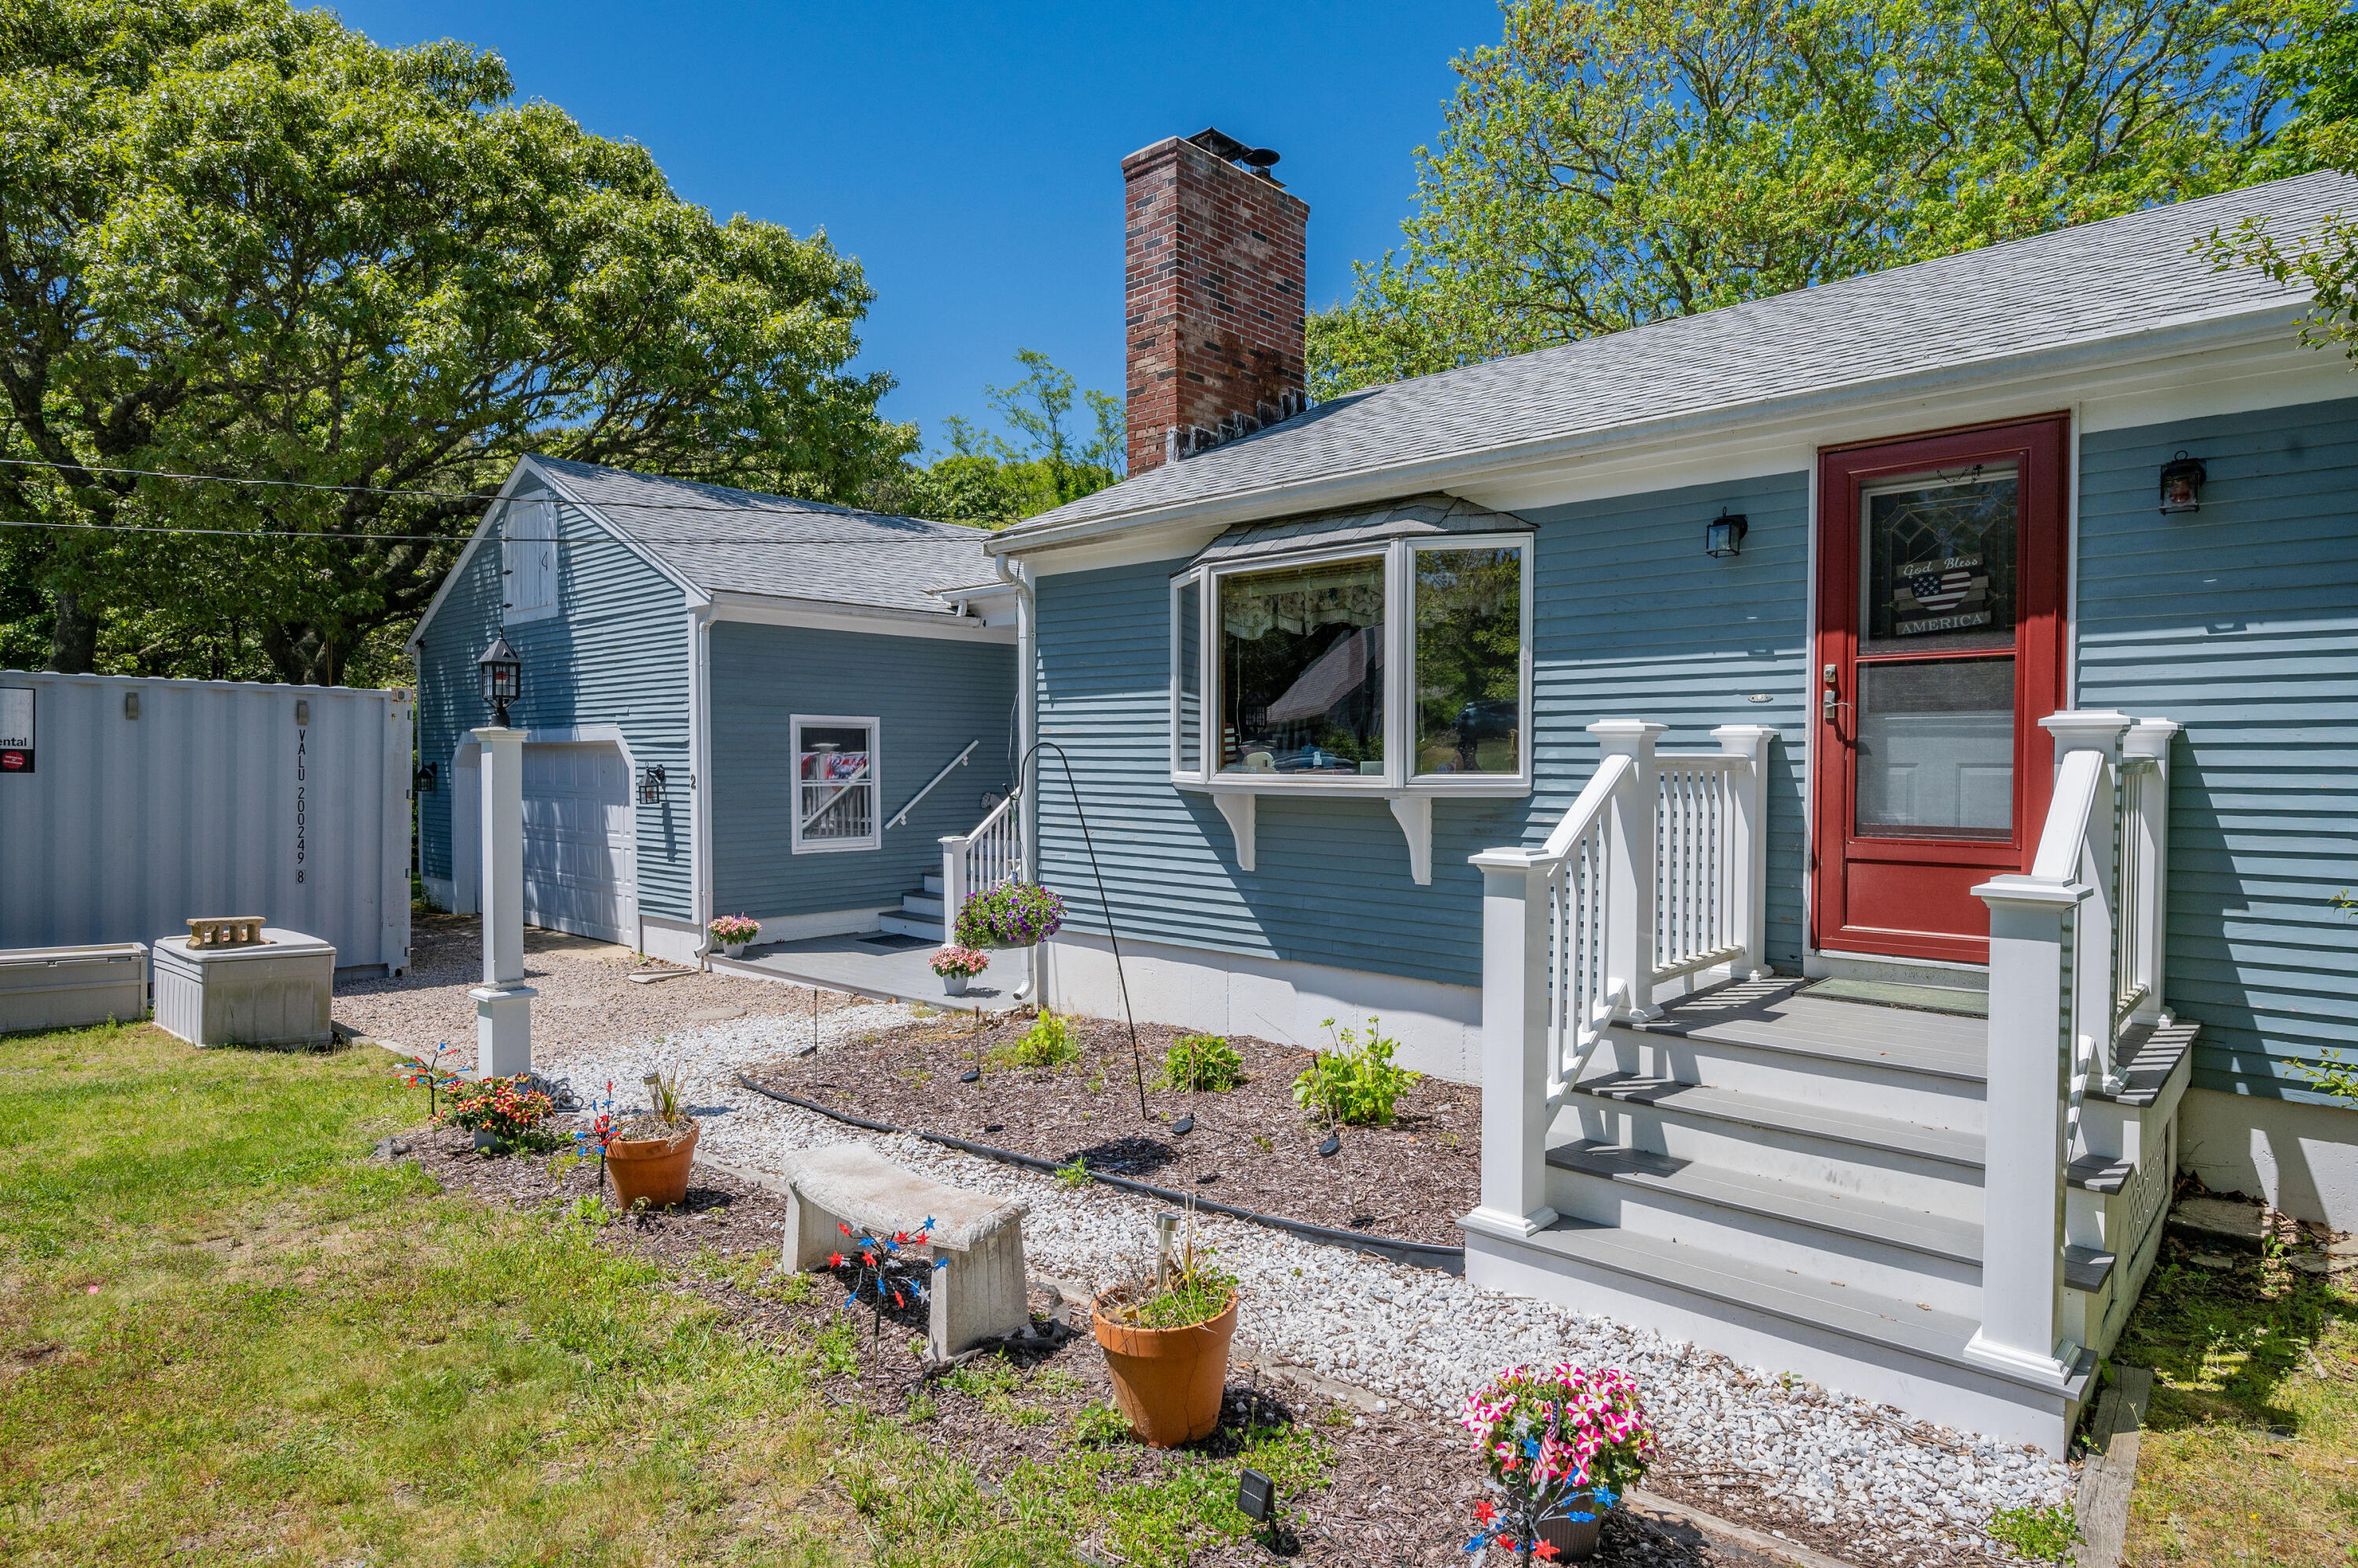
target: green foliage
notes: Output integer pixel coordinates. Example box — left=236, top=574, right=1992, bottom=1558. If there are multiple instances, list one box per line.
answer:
left=866, top=349, right=1125, bottom=526
left=1067, top=1401, right=1133, bottom=1446
left=1309, top=0, right=2323, bottom=398
left=1159, top=1033, right=1245, bottom=1092
left=994, top=1011, right=1084, bottom=1070
left=1989, top=1502, right=2081, bottom=1561
left=1292, top=1016, right=1422, bottom=1126
left=1055, top=1154, right=1093, bottom=1190
left=0, top=0, right=912, bottom=681
left=814, top=1317, right=860, bottom=1378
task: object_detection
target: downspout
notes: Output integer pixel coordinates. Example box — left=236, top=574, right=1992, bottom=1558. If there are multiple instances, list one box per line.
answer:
left=994, top=552, right=1038, bottom=1004
left=686, top=602, right=716, bottom=968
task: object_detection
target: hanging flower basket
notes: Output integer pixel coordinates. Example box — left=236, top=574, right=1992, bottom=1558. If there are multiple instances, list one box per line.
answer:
left=953, top=882, right=1065, bottom=949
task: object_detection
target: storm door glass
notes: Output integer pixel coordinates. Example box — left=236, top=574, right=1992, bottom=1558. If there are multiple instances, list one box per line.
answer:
left=1855, top=469, right=2018, bottom=839
left=1218, top=556, right=1385, bottom=776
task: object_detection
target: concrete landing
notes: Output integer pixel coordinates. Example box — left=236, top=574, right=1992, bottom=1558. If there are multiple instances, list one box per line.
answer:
left=711, top=931, right=1029, bottom=1015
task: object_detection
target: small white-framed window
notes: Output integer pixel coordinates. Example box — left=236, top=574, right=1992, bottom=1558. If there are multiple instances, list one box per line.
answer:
left=791, top=715, right=880, bottom=853
left=501, top=497, right=557, bottom=623
left=1170, top=534, right=1533, bottom=794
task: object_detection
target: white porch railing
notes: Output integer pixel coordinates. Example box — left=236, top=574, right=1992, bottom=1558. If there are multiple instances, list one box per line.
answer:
left=1968, top=712, right=2177, bottom=1388
left=939, top=790, right=1025, bottom=940
left=1467, top=720, right=1775, bottom=1236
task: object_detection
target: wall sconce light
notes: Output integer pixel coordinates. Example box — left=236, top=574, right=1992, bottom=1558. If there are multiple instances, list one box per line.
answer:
left=1705, top=510, right=1749, bottom=558
left=477, top=634, right=522, bottom=725
left=637, top=764, right=667, bottom=804
left=414, top=762, right=438, bottom=795
left=2159, top=450, right=2206, bottom=514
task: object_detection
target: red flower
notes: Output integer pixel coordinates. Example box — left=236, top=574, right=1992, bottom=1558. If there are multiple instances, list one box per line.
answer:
left=827, top=1251, right=845, bottom=1269
left=1532, top=1540, right=1560, bottom=1562
left=861, top=1251, right=876, bottom=1266
left=1472, top=1500, right=1496, bottom=1526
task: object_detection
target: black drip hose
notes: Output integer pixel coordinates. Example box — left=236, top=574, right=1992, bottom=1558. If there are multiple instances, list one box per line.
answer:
left=733, top=1072, right=1465, bottom=1276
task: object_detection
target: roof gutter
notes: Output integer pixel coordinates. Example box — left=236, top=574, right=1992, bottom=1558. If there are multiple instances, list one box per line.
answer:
left=984, top=296, right=2314, bottom=557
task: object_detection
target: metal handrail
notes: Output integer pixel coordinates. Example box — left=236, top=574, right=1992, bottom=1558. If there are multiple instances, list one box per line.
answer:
left=883, top=738, right=979, bottom=830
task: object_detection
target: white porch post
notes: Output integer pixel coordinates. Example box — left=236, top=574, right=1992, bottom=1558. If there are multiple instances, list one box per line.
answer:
left=2043, top=712, right=2130, bottom=1071
left=2124, top=718, right=2181, bottom=1026
left=470, top=724, right=536, bottom=1077
left=1711, top=724, right=1776, bottom=980
left=940, top=833, right=968, bottom=942
left=1467, top=847, right=1558, bottom=1236
left=1966, top=874, right=2084, bottom=1383
left=1593, top=720, right=1665, bottom=1020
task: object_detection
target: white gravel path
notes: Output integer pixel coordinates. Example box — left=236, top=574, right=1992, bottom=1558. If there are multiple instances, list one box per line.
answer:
left=533, top=1009, right=2072, bottom=1560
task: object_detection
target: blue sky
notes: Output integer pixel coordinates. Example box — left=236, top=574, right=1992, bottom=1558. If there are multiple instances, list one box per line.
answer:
left=329, top=1, right=1502, bottom=459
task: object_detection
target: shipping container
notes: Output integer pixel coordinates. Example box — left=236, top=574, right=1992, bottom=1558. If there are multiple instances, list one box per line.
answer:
left=0, top=673, right=412, bottom=976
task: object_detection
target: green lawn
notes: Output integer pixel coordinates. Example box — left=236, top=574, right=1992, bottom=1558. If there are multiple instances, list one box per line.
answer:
left=2117, top=1240, right=2358, bottom=1566
left=0, top=1023, right=1321, bottom=1566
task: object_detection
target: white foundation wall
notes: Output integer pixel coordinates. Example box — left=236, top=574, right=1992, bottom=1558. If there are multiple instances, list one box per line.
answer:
left=1038, top=931, right=1481, bottom=1084
left=2179, top=1087, right=2358, bottom=1229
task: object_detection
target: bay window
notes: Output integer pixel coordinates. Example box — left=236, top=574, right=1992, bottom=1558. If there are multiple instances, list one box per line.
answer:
left=1169, top=532, right=1533, bottom=796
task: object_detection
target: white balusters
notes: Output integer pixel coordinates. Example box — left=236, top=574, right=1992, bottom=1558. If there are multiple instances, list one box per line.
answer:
left=939, top=791, right=1024, bottom=940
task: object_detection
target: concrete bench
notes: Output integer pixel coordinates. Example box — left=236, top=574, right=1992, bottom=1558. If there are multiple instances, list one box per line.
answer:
left=781, top=1144, right=1030, bottom=1358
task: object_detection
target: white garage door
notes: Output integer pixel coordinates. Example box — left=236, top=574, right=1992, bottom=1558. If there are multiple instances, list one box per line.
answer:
left=520, top=743, right=635, bottom=943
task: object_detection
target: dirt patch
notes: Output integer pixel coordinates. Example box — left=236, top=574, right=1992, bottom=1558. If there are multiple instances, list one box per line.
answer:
left=405, top=1127, right=1761, bottom=1566
left=334, top=913, right=865, bottom=1067
left=747, top=1012, right=1481, bottom=1247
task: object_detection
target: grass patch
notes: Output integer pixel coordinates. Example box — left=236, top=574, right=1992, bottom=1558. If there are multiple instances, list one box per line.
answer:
left=0, top=1021, right=1328, bottom=1565
left=1989, top=1502, right=2079, bottom=1561
left=2116, top=1243, right=2358, bottom=1566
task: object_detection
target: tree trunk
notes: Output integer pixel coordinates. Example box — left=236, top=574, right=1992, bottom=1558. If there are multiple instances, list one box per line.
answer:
left=47, top=588, right=97, bottom=673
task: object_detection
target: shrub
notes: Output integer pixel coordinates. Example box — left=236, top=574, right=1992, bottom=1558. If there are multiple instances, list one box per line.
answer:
left=1460, top=1363, right=1658, bottom=1555
left=994, top=1011, right=1082, bottom=1070
left=1291, top=1016, right=1420, bottom=1126
left=930, top=945, right=990, bottom=979
left=953, top=881, right=1065, bottom=947
left=1159, top=1033, right=1243, bottom=1092
left=439, top=1074, right=560, bottom=1150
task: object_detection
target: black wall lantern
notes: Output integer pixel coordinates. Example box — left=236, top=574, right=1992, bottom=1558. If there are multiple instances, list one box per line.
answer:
left=477, top=634, right=522, bottom=726
left=1705, top=509, right=1750, bottom=559
left=2159, top=450, right=2206, bottom=514
left=637, top=764, right=668, bottom=805
left=414, top=762, right=438, bottom=795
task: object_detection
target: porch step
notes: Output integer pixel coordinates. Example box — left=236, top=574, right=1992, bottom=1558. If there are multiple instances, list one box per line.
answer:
left=1639, top=979, right=1986, bottom=1081
left=899, top=891, right=946, bottom=919
left=877, top=911, right=944, bottom=942
left=923, top=873, right=945, bottom=896
left=1464, top=1215, right=2096, bottom=1412
left=1573, top=1073, right=1983, bottom=1170
left=2065, top=1245, right=2117, bottom=1294
left=1546, top=1137, right=1982, bottom=1268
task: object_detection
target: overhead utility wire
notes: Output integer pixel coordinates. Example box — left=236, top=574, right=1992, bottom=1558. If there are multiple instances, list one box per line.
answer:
left=0, top=454, right=1024, bottom=520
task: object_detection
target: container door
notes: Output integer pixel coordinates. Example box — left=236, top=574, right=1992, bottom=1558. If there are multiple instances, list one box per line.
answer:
left=1812, top=417, right=2070, bottom=964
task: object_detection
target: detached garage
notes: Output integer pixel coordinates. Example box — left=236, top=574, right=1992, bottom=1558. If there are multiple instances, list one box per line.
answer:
left=410, top=456, right=1018, bottom=964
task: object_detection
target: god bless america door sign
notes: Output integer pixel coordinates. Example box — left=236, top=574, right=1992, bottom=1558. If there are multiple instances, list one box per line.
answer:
left=0, top=686, right=31, bottom=773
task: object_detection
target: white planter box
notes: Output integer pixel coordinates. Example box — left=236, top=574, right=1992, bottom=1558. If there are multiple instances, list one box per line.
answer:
left=153, top=928, right=336, bottom=1049
left=0, top=942, right=148, bottom=1034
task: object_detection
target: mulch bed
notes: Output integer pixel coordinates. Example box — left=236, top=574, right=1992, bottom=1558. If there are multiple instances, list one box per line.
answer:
left=747, top=1012, right=1482, bottom=1247
left=398, top=1126, right=1767, bottom=1566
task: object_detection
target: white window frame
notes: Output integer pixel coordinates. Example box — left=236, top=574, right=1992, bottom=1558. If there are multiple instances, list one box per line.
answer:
left=789, top=714, right=882, bottom=854
left=501, top=497, right=558, bottom=624
left=1170, top=532, right=1535, bottom=799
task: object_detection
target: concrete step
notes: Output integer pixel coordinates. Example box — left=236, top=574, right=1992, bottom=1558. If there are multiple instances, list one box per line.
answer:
left=1461, top=1214, right=2095, bottom=1451
left=1565, top=1073, right=1984, bottom=1220
left=1545, top=1138, right=1983, bottom=1314
left=876, top=912, right=944, bottom=942
left=900, top=891, right=945, bottom=919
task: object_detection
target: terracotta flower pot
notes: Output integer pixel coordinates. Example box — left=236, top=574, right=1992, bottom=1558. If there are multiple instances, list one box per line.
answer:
left=1091, top=1290, right=1237, bottom=1448
left=606, top=1119, right=700, bottom=1210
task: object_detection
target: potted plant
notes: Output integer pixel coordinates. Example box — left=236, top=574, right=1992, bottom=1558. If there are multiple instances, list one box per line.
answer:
left=439, top=1074, right=560, bottom=1153
left=953, top=881, right=1065, bottom=949
left=1090, top=1221, right=1237, bottom=1447
left=709, top=914, right=761, bottom=959
left=1460, top=1362, right=1658, bottom=1562
left=930, top=944, right=990, bottom=996
left=605, top=1069, right=700, bottom=1210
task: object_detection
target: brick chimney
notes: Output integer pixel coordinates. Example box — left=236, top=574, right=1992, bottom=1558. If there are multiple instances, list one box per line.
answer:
left=1122, top=128, right=1309, bottom=476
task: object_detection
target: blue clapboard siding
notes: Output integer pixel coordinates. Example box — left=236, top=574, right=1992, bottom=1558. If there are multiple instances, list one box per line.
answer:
left=707, top=620, right=1016, bottom=917
left=2077, top=396, right=2358, bottom=1106
left=414, top=477, right=692, bottom=917
left=1031, top=473, right=1810, bottom=989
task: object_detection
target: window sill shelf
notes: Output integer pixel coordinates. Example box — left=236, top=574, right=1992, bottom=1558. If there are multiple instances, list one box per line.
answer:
left=1170, top=776, right=1531, bottom=884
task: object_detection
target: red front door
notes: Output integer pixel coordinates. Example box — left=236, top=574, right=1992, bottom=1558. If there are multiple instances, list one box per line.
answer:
left=1812, top=416, right=2070, bottom=965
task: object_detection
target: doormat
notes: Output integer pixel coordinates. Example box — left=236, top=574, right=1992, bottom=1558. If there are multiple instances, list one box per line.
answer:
left=855, top=933, right=931, bottom=951
left=1800, top=977, right=1988, bottom=1018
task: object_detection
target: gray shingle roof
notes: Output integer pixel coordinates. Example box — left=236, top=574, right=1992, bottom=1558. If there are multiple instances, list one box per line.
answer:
left=531, top=456, right=996, bottom=616
left=1006, top=171, right=2355, bottom=542
left=1193, top=493, right=1531, bottom=566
